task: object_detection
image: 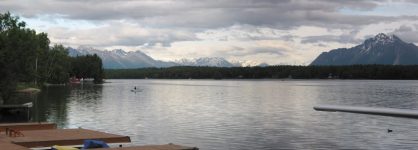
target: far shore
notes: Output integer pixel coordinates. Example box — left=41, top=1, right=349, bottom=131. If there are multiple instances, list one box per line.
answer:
left=104, top=78, right=418, bottom=81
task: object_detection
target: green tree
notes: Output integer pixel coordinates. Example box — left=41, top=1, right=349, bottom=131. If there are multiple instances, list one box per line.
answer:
left=43, top=45, right=71, bottom=84
left=70, top=54, right=104, bottom=83
left=0, top=12, right=105, bottom=102
left=0, top=12, right=36, bottom=101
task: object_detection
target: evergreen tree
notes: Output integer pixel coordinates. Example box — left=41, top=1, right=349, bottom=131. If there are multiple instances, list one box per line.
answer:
left=0, top=12, right=105, bottom=102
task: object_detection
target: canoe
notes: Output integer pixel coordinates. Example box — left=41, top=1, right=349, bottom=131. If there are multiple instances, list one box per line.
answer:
left=131, top=89, right=143, bottom=92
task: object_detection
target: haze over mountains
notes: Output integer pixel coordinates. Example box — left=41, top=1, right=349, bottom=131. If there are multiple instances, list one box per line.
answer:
left=69, top=33, right=418, bottom=68
left=311, top=33, right=418, bottom=65
left=68, top=47, right=268, bottom=69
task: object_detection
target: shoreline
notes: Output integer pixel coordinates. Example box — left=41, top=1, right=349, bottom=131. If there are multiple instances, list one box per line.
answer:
left=104, top=78, right=418, bottom=81
left=16, top=88, right=41, bottom=94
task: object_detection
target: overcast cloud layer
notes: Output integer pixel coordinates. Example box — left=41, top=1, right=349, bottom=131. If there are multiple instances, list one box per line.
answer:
left=2, top=0, right=418, bottom=65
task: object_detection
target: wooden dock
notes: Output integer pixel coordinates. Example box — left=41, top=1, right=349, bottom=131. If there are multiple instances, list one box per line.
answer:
left=0, top=102, right=33, bottom=122
left=0, top=142, right=29, bottom=150
left=1, top=128, right=130, bottom=148
left=0, top=102, right=33, bottom=108
left=0, top=122, right=56, bottom=131
left=0, top=122, right=198, bottom=150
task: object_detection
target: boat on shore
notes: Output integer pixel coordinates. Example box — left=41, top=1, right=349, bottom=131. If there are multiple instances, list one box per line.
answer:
left=69, top=77, right=81, bottom=84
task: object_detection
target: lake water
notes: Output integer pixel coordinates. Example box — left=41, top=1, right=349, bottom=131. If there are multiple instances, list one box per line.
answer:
left=33, top=79, right=418, bottom=149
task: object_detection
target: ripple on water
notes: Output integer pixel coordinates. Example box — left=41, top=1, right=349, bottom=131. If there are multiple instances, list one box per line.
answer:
left=36, top=79, right=418, bottom=149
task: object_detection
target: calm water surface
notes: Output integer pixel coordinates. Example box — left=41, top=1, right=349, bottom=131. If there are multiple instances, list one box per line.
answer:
left=34, top=79, right=418, bottom=149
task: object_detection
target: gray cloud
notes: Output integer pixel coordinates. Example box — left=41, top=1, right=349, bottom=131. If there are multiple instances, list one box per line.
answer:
left=301, top=31, right=362, bottom=44
left=1, top=0, right=414, bottom=29
left=196, top=24, right=291, bottom=41
left=394, top=25, right=413, bottom=32
left=391, top=25, right=418, bottom=43
left=220, top=46, right=285, bottom=57
left=47, top=22, right=197, bottom=47
left=2, top=0, right=418, bottom=64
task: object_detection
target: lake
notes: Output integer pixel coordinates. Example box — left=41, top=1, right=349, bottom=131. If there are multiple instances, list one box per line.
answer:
left=33, top=79, right=418, bottom=149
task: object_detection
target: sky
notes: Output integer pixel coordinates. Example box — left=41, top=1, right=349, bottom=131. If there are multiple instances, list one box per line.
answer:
left=2, top=0, right=418, bottom=65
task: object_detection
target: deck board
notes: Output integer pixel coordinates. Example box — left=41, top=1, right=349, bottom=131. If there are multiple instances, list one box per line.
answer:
left=1, top=129, right=130, bottom=148
left=0, top=141, right=29, bottom=150
left=0, top=123, right=197, bottom=150
left=0, top=122, right=56, bottom=131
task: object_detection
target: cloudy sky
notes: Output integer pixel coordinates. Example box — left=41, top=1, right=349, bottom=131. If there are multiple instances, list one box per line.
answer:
left=2, top=0, right=418, bottom=65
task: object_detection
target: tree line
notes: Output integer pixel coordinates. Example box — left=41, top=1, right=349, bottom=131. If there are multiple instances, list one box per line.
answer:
left=105, top=65, right=418, bottom=80
left=0, top=12, right=104, bottom=101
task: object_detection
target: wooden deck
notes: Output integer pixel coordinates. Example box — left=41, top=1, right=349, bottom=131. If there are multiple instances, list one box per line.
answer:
left=0, top=123, right=197, bottom=150
left=93, top=143, right=198, bottom=150
left=2, top=129, right=131, bottom=148
left=0, top=122, right=56, bottom=131
left=0, top=142, right=29, bottom=150
left=0, top=102, right=33, bottom=108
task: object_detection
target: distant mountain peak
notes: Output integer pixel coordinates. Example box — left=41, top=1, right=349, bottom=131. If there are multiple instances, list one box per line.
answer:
left=174, top=57, right=270, bottom=67
left=375, top=33, right=390, bottom=40
left=68, top=47, right=175, bottom=68
left=113, top=49, right=128, bottom=56
left=230, top=60, right=269, bottom=67
left=69, top=48, right=266, bottom=68
left=373, top=33, right=400, bottom=43
left=174, top=57, right=235, bottom=67
left=361, top=33, right=403, bottom=52
left=311, top=33, right=418, bottom=65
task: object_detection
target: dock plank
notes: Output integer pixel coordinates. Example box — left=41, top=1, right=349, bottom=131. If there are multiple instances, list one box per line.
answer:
left=0, top=122, right=56, bottom=131
left=0, top=142, right=29, bottom=150
left=3, top=129, right=130, bottom=148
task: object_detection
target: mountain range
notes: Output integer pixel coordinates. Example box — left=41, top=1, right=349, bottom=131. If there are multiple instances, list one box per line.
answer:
left=68, top=47, right=268, bottom=69
left=311, top=33, right=418, bottom=65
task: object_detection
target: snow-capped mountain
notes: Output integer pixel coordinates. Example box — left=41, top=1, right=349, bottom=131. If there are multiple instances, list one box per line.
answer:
left=230, top=60, right=268, bottom=67
left=68, top=47, right=175, bottom=68
left=174, top=57, right=235, bottom=67
left=361, top=33, right=399, bottom=53
left=311, top=33, right=418, bottom=65
left=68, top=47, right=269, bottom=68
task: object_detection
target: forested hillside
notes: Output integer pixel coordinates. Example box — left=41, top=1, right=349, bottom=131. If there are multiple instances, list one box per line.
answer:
left=105, top=65, right=418, bottom=80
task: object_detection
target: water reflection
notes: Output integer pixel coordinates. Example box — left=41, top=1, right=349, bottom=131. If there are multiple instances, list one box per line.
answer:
left=34, top=80, right=418, bottom=149
left=37, top=84, right=103, bottom=128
